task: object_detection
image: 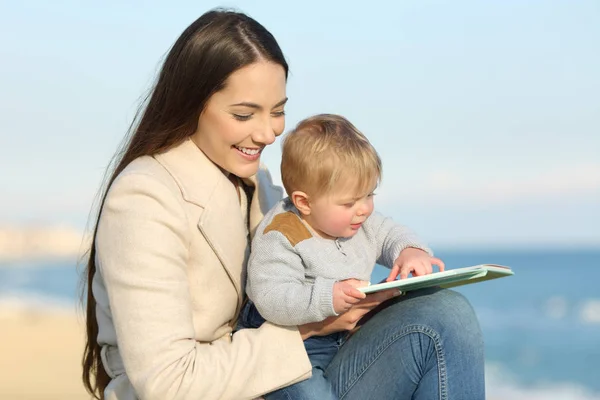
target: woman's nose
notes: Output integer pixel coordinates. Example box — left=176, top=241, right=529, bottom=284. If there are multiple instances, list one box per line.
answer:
left=253, top=120, right=276, bottom=145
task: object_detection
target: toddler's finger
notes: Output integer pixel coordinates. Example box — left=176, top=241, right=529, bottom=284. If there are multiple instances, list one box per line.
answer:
left=344, top=285, right=367, bottom=299
left=400, top=267, right=412, bottom=280
left=431, top=257, right=445, bottom=272
left=386, top=265, right=400, bottom=282
left=344, top=278, right=370, bottom=288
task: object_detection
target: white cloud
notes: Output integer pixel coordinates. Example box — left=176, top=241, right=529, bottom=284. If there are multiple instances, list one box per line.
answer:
left=378, top=162, right=600, bottom=207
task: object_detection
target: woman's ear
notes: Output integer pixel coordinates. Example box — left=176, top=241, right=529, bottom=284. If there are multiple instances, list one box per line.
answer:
left=291, top=191, right=311, bottom=215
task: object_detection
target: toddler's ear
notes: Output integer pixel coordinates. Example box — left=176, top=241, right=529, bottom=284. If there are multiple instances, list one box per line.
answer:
left=291, top=191, right=311, bottom=215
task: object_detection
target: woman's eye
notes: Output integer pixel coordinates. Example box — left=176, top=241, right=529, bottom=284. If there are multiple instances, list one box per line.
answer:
left=272, top=110, right=286, bottom=117
left=233, top=114, right=252, bottom=121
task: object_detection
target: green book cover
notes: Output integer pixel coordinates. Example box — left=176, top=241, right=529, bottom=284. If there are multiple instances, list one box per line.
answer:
left=359, top=264, right=514, bottom=294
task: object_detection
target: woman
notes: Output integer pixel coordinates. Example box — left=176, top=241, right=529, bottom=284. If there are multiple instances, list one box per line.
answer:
left=81, top=9, right=485, bottom=400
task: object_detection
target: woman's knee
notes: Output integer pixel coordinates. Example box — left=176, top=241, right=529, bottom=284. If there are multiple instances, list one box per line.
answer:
left=422, top=289, right=483, bottom=349
left=436, top=289, right=479, bottom=325
left=383, top=288, right=482, bottom=342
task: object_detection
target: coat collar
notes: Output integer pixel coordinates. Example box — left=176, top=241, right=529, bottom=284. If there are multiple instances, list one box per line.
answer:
left=154, top=139, right=282, bottom=300
left=153, top=138, right=227, bottom=208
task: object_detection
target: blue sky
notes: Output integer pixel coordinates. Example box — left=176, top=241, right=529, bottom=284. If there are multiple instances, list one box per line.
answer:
left=1, top=1, right=598, bottom=248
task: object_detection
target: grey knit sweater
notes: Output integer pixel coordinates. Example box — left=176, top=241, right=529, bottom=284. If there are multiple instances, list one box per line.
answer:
left=245, top=198, right=432, bottom=326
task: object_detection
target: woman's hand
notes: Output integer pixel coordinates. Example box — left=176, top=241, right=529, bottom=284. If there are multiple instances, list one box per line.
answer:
left=386, top=247, right=445, bottom=281
left=298, top=287, right=403, bottom=340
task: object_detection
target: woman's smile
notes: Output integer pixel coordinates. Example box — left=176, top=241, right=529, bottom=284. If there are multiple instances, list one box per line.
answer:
left=233, top=145, right=264, bottom=161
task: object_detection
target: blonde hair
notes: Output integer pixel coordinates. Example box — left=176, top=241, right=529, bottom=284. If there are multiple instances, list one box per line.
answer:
left=281, top=114, right=382, bottom=199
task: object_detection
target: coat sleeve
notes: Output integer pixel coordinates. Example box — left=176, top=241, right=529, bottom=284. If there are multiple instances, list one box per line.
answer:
left=96, top=171, right=311, bottom=400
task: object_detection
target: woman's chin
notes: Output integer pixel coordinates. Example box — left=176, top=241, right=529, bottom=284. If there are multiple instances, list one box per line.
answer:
left=228, top=161, right=260, bottom=179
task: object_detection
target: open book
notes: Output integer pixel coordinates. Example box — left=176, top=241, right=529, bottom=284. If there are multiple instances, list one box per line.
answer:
left=359, top=264, right=514, bottom=294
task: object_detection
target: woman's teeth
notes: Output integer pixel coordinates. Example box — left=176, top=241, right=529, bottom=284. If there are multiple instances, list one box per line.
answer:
left=235, top=146, right=260, bottom=155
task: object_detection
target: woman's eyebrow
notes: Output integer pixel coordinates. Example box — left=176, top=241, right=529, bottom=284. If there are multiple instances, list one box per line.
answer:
left=229, top=97, right=288, bottom=110
left=273, top=97, right=289, bottom=108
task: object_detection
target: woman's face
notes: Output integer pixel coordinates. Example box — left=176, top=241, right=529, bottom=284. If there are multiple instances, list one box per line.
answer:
left=192, top=61, right=287, bottom=178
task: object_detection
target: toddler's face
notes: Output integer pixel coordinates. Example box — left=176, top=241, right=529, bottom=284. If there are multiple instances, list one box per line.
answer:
left=305, top=183, right=376, bottom=239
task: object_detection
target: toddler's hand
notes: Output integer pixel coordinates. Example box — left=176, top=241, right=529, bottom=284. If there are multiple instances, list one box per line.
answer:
left=387, top=247, right=445, bottom=281
left=332, top=280, right=367, bottom=314
left=342, top=278, right=370, bottom=289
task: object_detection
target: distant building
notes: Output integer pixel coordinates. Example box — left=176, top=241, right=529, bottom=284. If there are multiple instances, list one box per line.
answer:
left=0, top=226, right=88, bottom=262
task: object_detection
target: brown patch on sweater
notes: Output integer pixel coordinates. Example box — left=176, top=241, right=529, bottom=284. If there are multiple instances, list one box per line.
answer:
left=263, top=212, right=312, bottom=246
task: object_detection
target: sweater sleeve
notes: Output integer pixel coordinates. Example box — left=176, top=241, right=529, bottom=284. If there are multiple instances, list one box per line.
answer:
left=246, top=231, right=337, bottom=326
left=363, top=211, right=433, bottom=268
left=96, top=172, right=311, bottom=400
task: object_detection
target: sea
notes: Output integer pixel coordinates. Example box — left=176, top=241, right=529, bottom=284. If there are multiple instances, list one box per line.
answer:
left=1, top=249, right=599, bottom=400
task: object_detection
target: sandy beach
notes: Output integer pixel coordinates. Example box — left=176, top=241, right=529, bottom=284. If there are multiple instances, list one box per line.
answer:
left=0, top=304, right=593, bottom=400
left=0, top=306, right=90, bottom=400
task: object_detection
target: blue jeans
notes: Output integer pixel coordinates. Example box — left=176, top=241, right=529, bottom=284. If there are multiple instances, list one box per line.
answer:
left=240, top=287, right=485, bottom=399
left=238, top=301, right=342, bottom=399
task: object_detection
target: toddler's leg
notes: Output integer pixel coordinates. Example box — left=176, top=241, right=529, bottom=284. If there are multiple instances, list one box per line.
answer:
left=264, top=367, right=336, bottom=400
left=236, top=300, right=266, bottom=331
left=265, top=334, right=341, bottom=400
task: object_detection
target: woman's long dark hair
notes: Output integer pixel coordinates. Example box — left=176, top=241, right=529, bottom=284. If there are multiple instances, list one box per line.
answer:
left=80, top=9, right=288, bottom=399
